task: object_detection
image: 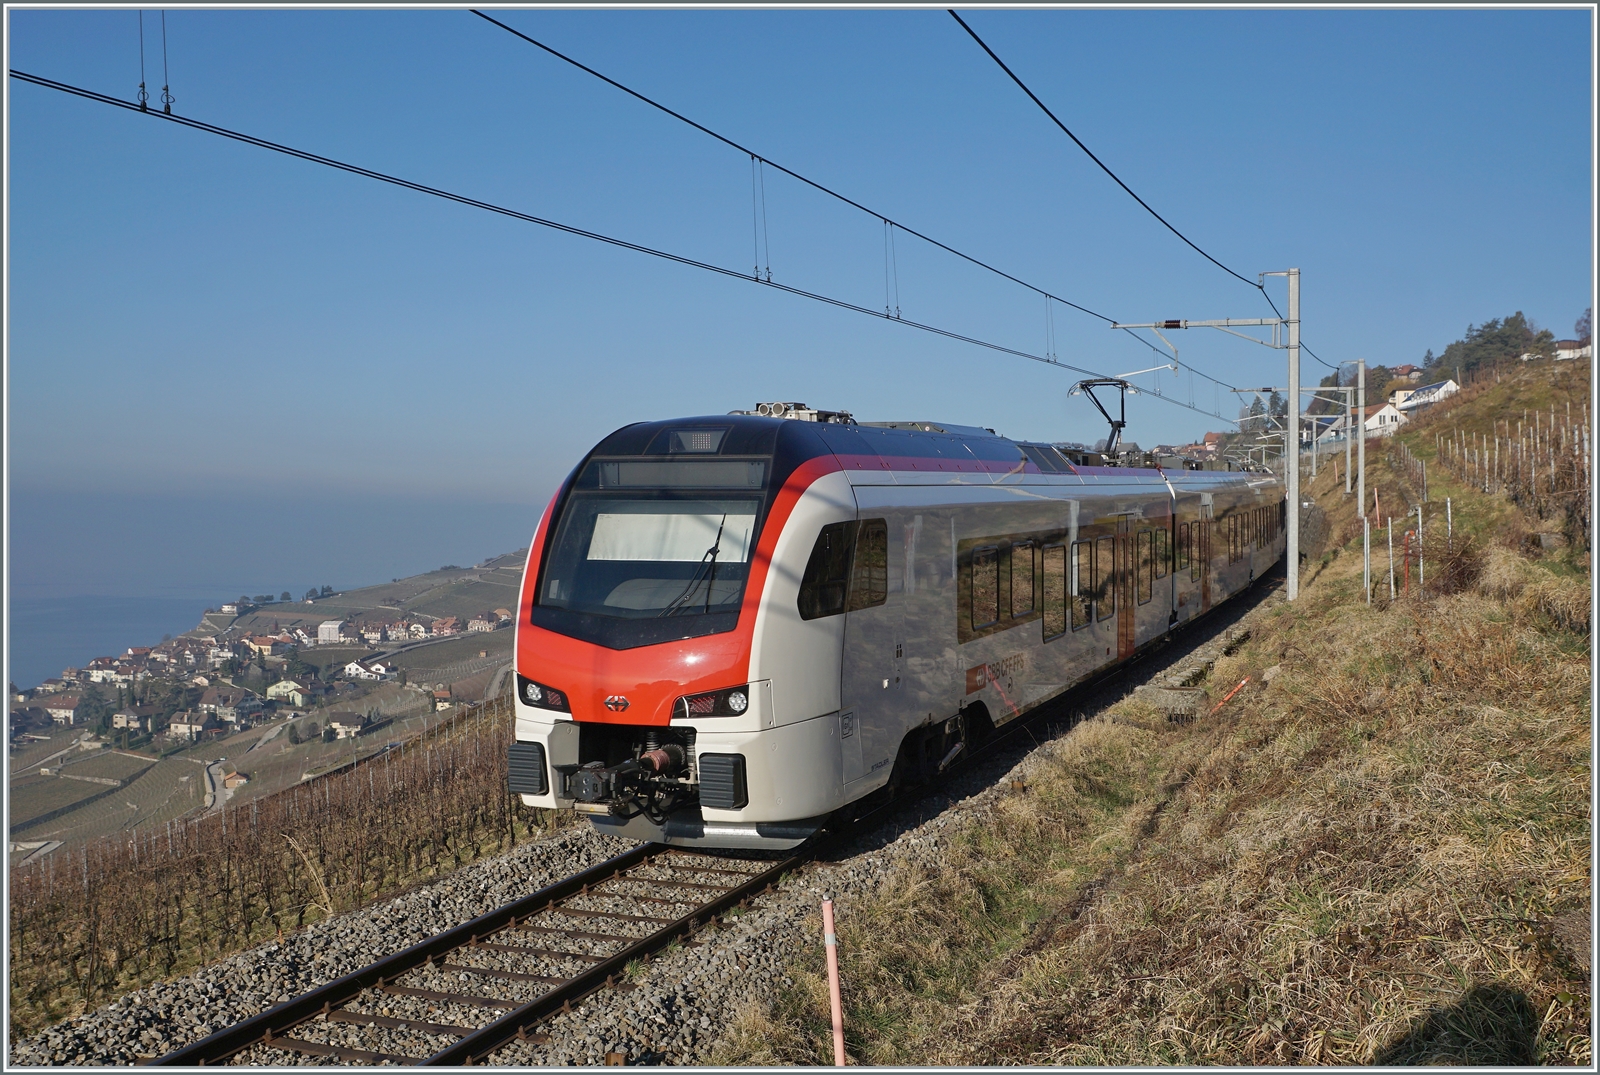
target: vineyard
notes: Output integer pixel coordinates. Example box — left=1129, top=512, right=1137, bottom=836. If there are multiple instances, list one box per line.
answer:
left=7, top=695, right=565, bottom=1041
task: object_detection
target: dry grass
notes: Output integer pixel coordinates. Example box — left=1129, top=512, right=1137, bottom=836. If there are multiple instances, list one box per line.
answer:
left=717, top=374, right=1591, bottom=1066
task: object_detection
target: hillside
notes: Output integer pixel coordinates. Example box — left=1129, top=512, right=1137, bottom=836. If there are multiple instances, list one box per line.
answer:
left=718, top=357, right=1591, bottom=1066
left=206, top=553, right=527, bottom=639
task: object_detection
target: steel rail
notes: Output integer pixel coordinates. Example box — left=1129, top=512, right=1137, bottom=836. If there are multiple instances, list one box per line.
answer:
left=426, top=854, right=799, bottom=1065
left=145, top=844, right=655, bottom=1065
left=146, top=842, right=797, bottom=1067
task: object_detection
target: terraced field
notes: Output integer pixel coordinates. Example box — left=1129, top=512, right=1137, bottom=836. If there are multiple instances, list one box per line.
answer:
left=56, top=750, right=153, bottom=783
left=9, top=773, right=115, bottom=831
left=11, top=758, right=203, bottom=843
left=7, top=727, right=91, bottom=775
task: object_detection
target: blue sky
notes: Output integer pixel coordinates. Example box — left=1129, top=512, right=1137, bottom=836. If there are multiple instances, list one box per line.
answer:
left=5, top=7, right=1594, bottom=611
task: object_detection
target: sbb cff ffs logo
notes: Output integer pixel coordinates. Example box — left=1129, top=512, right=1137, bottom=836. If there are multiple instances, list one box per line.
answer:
left=604, top=696, right=630, bottom=712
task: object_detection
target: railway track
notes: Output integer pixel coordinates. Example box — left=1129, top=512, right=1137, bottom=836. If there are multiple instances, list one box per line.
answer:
left=151, top=569, right=1282, bottom=1067
left=151, top=845, right=797, bottom=1066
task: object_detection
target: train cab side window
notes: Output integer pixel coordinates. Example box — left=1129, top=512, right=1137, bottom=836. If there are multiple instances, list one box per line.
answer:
left=971, top=546, right=1000, bottom=628
left=1136, top=530, right=1154, bottom=605
left=1191, top=523, right=1203, bottom=582
left=1176, top=523, right=1189, bottom=573
left=847, top=519, right=889, bottom=612
left=1011, top=541, right=1036, bottom=617
left=1070, top=541, right=1092, bottom=630
left=797, top=522, right=855, bottom=620
left=1154, top=528, right=1169, bottom=579
left=1093, top=535, right=1116, bottom=621
left=1041, top=544, right=1066, bottom=640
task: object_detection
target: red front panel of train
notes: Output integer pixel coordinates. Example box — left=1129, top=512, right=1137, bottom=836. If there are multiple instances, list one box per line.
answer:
left=516, top=454, right=840, bottom=725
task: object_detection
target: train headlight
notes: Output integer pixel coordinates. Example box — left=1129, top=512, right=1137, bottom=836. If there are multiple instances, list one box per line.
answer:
left=675, top=685, right=752, bottom=718
left=517, top=673, right=570, bottom=712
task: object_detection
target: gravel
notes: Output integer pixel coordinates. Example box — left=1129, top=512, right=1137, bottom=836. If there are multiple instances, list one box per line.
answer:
left=10, top=588, right=1275, bottom=1067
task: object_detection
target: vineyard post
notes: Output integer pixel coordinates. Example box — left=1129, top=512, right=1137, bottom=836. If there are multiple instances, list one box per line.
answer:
left=1363, top=515, right=1371, bottom=605
left=1387, top=518, right=1395, bottom=601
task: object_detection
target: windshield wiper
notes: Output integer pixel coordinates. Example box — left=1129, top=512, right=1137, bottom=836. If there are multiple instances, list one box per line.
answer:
left=658, top=515, right=727, bottom=617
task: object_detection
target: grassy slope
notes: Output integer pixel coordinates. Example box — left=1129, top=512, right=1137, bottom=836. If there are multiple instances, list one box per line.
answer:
left=718, top=360, right=1591, bottom=1067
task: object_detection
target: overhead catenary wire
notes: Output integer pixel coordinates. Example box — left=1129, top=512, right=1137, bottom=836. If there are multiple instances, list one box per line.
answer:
left=947, top=12, right=1271, bottom=302
left=10, top=67, right=1244, bottom=429
left=948, top=10, right=1350, bottom=357
left=469, top=10, right=1243, bottom=399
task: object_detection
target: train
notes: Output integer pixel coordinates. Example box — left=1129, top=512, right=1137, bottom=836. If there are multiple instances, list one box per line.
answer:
left=508, top=403, right=1286, bottom=850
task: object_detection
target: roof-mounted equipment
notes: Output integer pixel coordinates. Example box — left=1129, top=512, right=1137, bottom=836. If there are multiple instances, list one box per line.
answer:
left=729, top=402, right=855, bottom=424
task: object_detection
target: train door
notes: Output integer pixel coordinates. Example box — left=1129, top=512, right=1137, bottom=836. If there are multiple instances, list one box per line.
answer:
left=839, top=516, right=901, bottom=787
left=1116, top=515, right=1136, bottom=660
left=1200, top=496, right=1214, bottom=613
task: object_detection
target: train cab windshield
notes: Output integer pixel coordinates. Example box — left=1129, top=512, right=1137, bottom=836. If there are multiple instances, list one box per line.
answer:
left=533, top=445, right=773, bottom=649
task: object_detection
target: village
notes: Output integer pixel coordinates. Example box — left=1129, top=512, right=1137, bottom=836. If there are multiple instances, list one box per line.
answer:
left=8, top=603, right=515, bottom=747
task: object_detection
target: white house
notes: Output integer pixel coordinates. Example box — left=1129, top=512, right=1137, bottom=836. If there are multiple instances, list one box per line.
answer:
left=327, top=712, right=369, bottom=739
left=1395, top=379, right=1459, bottom=415
left=317, top=620, right=346, bottom=645
left=1555, top=339, right=1592, bottom=361
left=1363, top=403, right=1407, bottom=436
left=44, top=696, right=82, bottom=724
left=168, top=711, right=217, bottom=740
left=343, top=660, right=397, bottom=681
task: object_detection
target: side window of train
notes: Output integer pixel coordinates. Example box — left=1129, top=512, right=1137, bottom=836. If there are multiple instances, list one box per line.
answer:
left=1041, top=544, right=1066, bottom=640
left=1136, top=530, right=1154, bottom=605
left=1176, top=522, right=1190, bottom=574
left=1227, top=516, right=1240, bottom=564
left=797, top=521, right=856, bottom=620
left=1011, top=541, right=1036, bottom=618
left=1070, top=541, right=1093, bottom=630
left=848, top=519, right=889, bottom=612
left=1154, top=527, right=1169, bottom=580
left=1093, top=535, right=1116, bottom=621
left=971, top=546, right=1000, bottom=628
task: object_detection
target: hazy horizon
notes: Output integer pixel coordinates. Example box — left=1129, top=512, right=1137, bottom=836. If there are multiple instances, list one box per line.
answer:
left=6, top=487, right=541, bottom=688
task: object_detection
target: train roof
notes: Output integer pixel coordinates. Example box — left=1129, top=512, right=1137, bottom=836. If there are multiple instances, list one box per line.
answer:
left=586, top=415, right=1275, bottom=487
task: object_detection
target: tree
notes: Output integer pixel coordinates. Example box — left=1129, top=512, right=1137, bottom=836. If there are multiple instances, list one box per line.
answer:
left=1268, top=390, right=1287, bottom=419
left=288, top=723, right=302, bottom=745
left=320, top=585, right=333, bottom=596
left=280, top=591, right=291, bottom=602
left=322, top=725, right=336, bottom=743
left=304, top=588, right=319, bottom=601
left=81, top=684, right=115, bottom=730
left=1245, top=395, right=1267, bottom=434
left=1434, top=312, right=1554, bottom=377
left=1306, top=372, right=1342, bottom=416
left=1578, top=308, right=1592, bottom=345
left=238, top=596, right=250, bottom=607
left=305, top=721, right=320, bottom=741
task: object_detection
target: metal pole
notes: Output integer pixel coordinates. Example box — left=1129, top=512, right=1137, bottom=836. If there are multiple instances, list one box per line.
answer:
left=1447, top=496, right=1453, bottom=551
left=1345, top=375, right=1353, bottom=496
left=1357, top=360, right=1366, bottom=521
left=1387, top=517, right=1395, bottom=600
left=1417, top=505, right=1424, bottom=594
left=1286, top=268, right=1300, bottom=600
left=1363, top=515, right=1371, bottom=605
